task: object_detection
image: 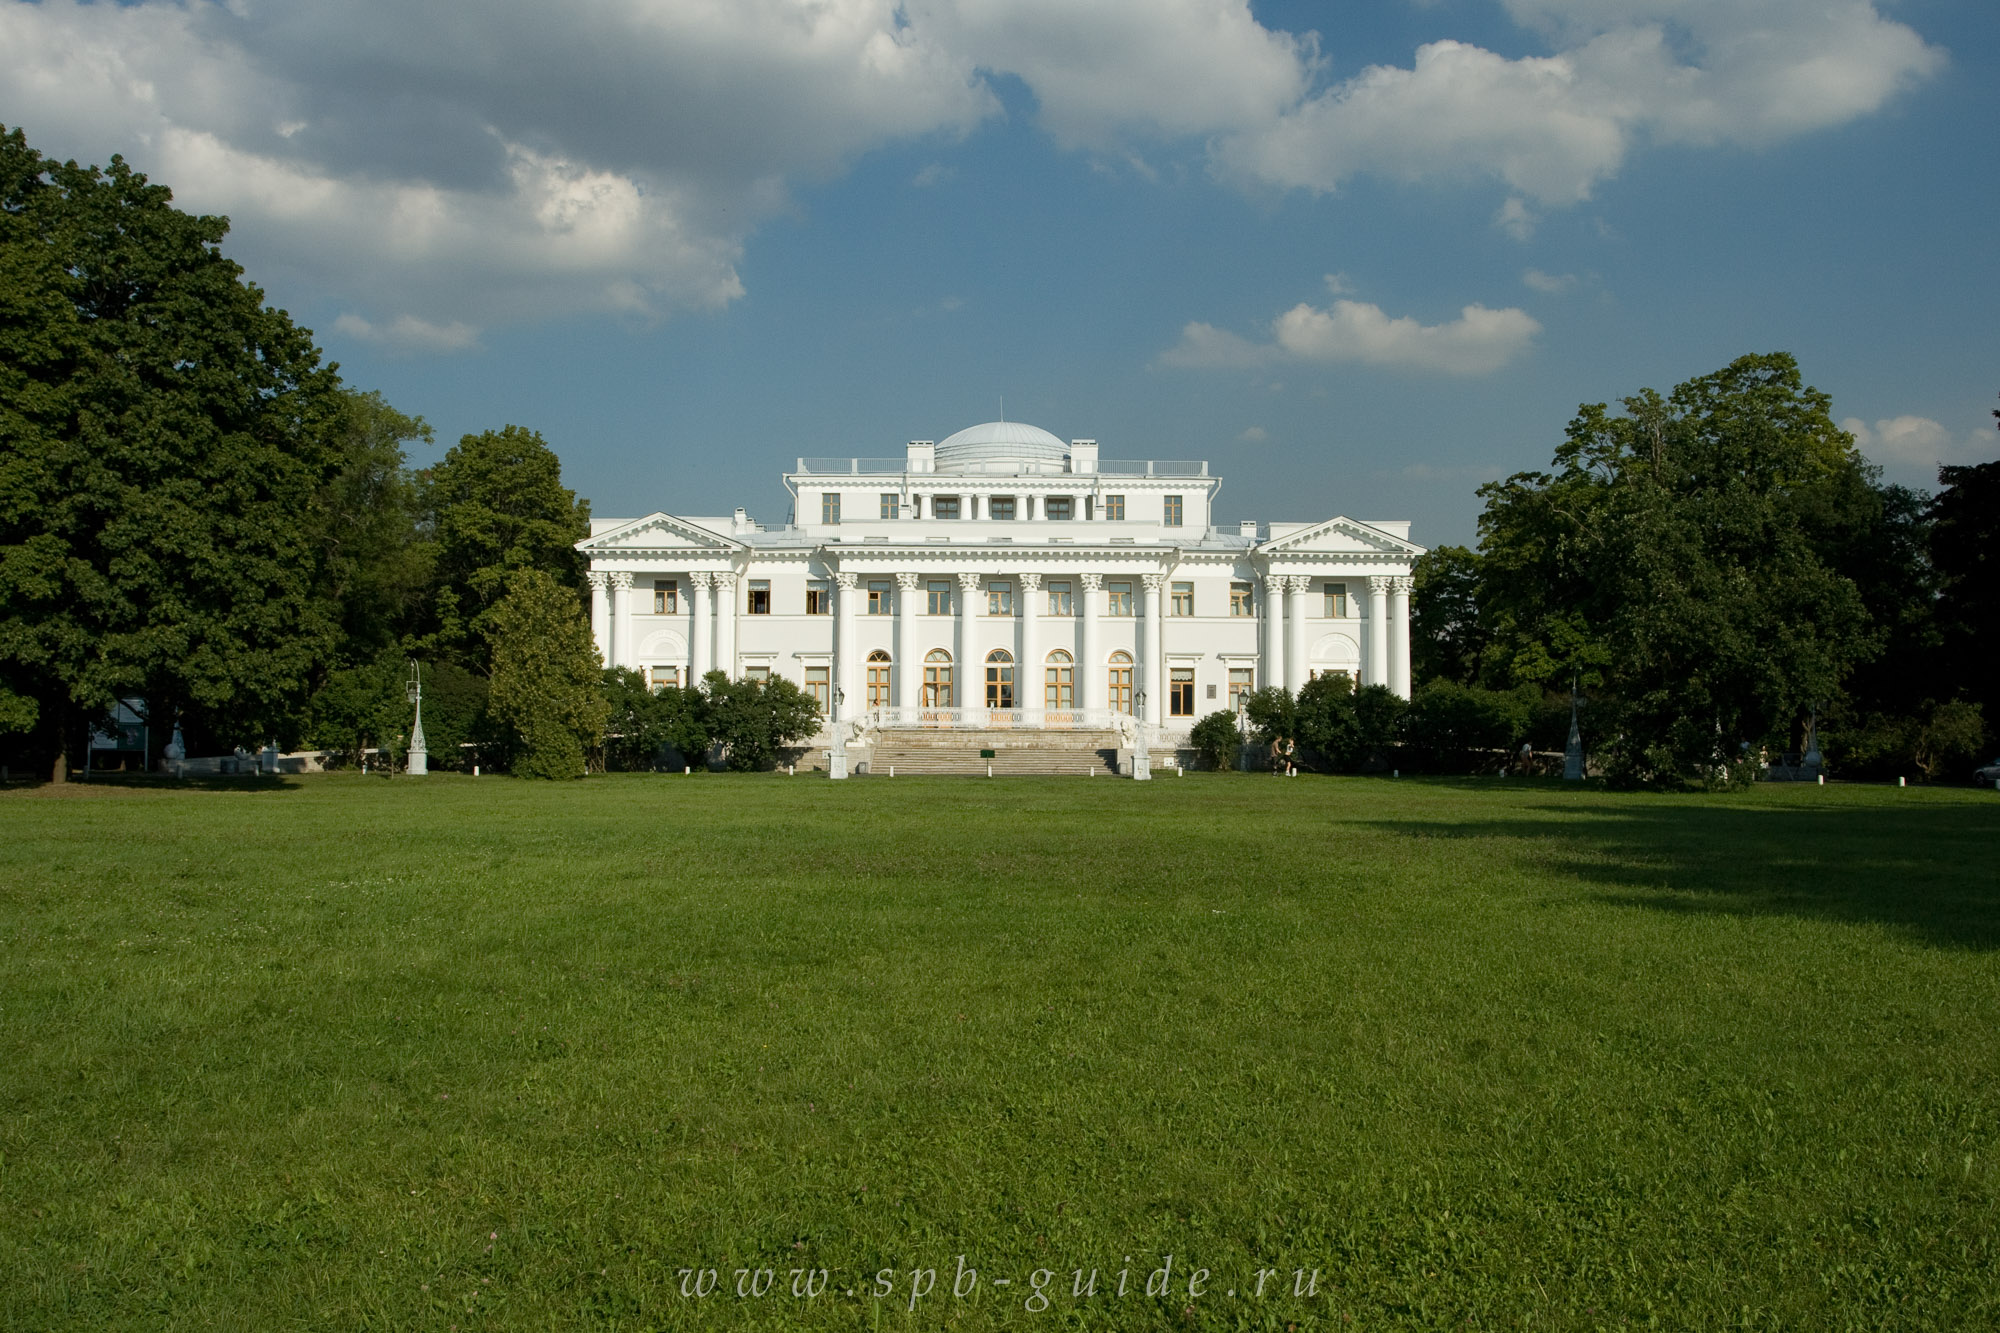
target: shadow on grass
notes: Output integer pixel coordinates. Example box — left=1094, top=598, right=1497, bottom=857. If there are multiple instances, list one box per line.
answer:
left=0, top=773, right=302, bottom=795
left=1367, top=792, right=2000, bottom=951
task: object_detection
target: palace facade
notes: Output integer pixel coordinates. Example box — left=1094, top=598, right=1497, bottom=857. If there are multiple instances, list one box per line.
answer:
left=577, top=421, right=1422, bottom=746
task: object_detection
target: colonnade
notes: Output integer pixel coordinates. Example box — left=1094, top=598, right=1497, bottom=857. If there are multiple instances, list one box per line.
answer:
left=588, top=566, right=1415, bottom=712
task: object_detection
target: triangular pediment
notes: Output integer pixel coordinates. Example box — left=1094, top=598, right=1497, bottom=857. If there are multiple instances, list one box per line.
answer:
left=1257, top=516, right=1424, bottom=557
left=576, top=513, right=739, bottom=554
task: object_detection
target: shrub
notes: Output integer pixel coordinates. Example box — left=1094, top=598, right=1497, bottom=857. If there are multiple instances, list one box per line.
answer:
left=1189, top=711, right=1241, bottom=771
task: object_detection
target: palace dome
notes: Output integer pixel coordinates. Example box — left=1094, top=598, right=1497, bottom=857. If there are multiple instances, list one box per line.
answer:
left=933, top=421, right=1070, bottom=474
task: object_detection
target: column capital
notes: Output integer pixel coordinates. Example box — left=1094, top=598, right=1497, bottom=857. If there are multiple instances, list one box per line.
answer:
left=1368, top=573, right=1395, bottom=595
left=956, top=571, right=983, bottom=593
left=1080, top=572, right=1103, bottom=592
left=896, top=570, right=921, bottom=589
left=1142, top=572, right=1167, bottom=591
left=1262, top=571, right=1288, bottom=593
left=1390, top=574, right=1415, bottom=595
left=1018, top=571, right=1042, bottom=592
left=606, top=571, right=633, bottom=591
left=587, top=571, right=611, bottom=590
left=712, top=571, right=738, bottom=591
left=833, top=571, right=857, bottom=590
left=1287, top=574, right=1313, bottom=593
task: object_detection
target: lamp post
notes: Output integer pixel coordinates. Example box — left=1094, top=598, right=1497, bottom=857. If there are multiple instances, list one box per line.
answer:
left=1132, top=688, right=1152, bottom=780
left=829, top=684, right=848, bottom=780
left=406, top=660, right=428, bottom=776
left=1562, top=674, right=1584, bottom=781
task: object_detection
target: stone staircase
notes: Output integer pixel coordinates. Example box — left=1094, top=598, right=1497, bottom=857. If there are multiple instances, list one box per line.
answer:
left=866, top=729, right=1122, bottom=776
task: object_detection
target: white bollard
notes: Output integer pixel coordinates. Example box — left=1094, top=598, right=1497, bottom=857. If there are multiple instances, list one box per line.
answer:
left=890, top=765, right=895, bottom=777
left=1392, top=768, right=1399, bottom=778
left=1898, top=776, right=1905, bottom=788
left=473, top=765, right=480, bottom=777
left=789, top=764, right=795, bottom=776
left=684, top=766, right=690, bottom=775
left=987, top=763, right=992, bottom=778
left=1817, top=774, right=1824, bottom=785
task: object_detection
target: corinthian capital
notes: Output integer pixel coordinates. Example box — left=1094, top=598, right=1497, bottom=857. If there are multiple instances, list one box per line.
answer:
left=1018, top=572, right=1042, bottom=592
left=586, top=571, right=610, bottom=591
left=833, top=571, right=858, bottom=590
left=1368, top=574, right=1394, bottom=595
left=1079, top=573, right=1103, bottom=592
left=606, top=572, right=633, bottom=591
left=896, top=571, right=920, bottom=589
left=956, top=571, right=982, bottom=593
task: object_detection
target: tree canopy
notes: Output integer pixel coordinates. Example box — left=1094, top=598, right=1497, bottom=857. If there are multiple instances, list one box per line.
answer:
left=0, top=125, right=346, bottom=776
left=486, top=569, right=608, bottom=780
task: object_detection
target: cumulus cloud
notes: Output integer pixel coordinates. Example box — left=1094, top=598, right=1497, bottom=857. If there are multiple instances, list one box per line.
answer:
left=1843, top=415, right=1994, bottom=477
left=1237, top=426, right=1269, bottom=443
left=1522, top=268, right=1578, bottom=293
left=1164, top=295, right=1540, bottom=376
left=0, top=0, right=1944, bottom=343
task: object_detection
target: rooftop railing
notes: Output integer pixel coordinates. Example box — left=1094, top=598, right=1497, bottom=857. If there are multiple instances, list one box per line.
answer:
left=792, top=458, right=1209, bottom=477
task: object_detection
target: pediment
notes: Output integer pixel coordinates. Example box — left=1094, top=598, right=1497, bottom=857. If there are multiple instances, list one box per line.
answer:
left=576, top=513, right=738, bottom=554
left=1257, top=516, right=1424, bottom=557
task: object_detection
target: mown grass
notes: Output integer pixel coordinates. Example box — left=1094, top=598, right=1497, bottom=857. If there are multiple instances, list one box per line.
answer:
left=1, top=772, right=1996, bottom=1330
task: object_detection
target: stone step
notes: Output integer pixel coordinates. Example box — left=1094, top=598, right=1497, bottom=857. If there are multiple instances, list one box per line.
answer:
left=867, top=750, right=1119, bottom=776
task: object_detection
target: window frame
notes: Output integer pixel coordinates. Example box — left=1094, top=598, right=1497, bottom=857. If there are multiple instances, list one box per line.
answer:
left=1046, top=580, right=1073, bottom=616
left=879, top=493, right=900, bottom=520
left=805, top=580, right=830, bottom=615
left=1045, top=649, right=1074, bottom=709
left=653, top=579, right=678, bottom=615
left=1104, top=494, right=1125, bottom=521
left=1169, top=668, right=1195, bottom=717
left=1323, top=582, right=1348, bottom=618
left=1107, top=651, right=1133, bottom=714
left=821, top=493, right=841, bottom=524
left=1170, top=581, right=1193, bottom=616
left=987, top=581, right=1013, bottom=617
left=1163, top=494, right=1184, bottom=526
left=1230, top=582, right=1253, bottom=617
left=1044, top=496, right=1074, bottom=521
left=988, top=496, right=1016, bottom=521
left=1228, top=667, right=1254, bottom=710
left=746, top=579, right=771, bottom=615
left=932, top=495, right=961, bottom=520
left=926, top=580, right=951, bottom=615
left=804, top=664, right=830, bottom=711
left=649, top=665, right=680, bottom=692
left=865, top=650, right=892, bottom=706
left=1105, top=580, right=1133, bottom=616
left=867, top=580, right=891, bottom=615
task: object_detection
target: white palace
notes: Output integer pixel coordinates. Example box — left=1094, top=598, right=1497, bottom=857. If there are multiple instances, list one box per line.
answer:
left=578, top=422, right=1422, bottom=756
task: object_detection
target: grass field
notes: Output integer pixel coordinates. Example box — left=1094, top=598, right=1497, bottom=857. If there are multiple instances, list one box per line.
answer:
left=2, top=772, right=1996, bottom=1330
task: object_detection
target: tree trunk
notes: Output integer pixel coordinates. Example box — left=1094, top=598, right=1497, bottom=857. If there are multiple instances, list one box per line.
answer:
left=51, top=748, right=67, bottom=784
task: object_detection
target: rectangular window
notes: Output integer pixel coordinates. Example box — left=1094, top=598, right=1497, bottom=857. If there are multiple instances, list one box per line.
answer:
left=1105, top=494, right=1125, bottom=521
left=988, top=581, right=1013, bottom=616
left=746, top=580, right=770, bottom=614
left=745, top=664, right=771, bottom=683
left=1163, top=494, right=1184, bottom=526
left=1229, top=667, right=1254, bottom=709
left=1106, top=580, right=1133, bottom=616
left=867, top=580, right=891, bottom=615
left=1170, top=668, right=1195, bottom=717
left=821, top=493, right=841, bottom=524
left=927, top=580, right=951, bottom=615
left=880, top=493, right=899, bottom=520
left=1170, top=581, right=1193, bottom=616
left=649, top=665, right=680, bottom=691
left=805, top=665, right=830, bottom=711
left=1324, top=582, right=1348, bottom=617
left=933, top=496, right=961, bottom=520
left=805, top=580, right=830, bottom=615
left=1046, top=580, right=1072, bottom=616
left=653, top=579, right=677, bottom=614
left=1230, top=581, right=1253, bottom=617
left=1045, top=496, right=1073, bottom=521
left=989, top=496, right=1016, bottom=521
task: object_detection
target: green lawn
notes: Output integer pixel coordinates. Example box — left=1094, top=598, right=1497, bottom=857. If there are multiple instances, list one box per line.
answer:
left=2, top=772, right=1996, bottom=1330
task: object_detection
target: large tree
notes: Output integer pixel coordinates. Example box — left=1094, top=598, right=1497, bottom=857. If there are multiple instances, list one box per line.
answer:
left=414, top=425, right=589, bottom=671
left=1929, top=456, right=2000, bottom=733
left=486, top=569, right=607, bottom=779
left=1475, top=353, right=1879, bottom=785
left=0, top=126, right=346, bottom=777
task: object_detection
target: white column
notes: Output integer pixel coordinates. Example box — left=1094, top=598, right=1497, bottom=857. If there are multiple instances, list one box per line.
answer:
left=956, top=572, right=981, bottom=710
left=1018, top=572, right=1041, bottom=714
left=713, top=572, right=738, bottom=680
left=1079, top=573, right=1102, bottom=710
left=1262, top=573, right=1287, bottom=693
left=608, top=572, right=634, bottom=671
left=1368, top=575, right=1391, bottom=690
left=587, top=572, right=611, bottom=666
left=1390, top=575, right=1413, bottom=699
left=895, top=572, right=920, bottom=710
left=1142, top=573, right=1166, bottom=729
left=1286, top=576, right=1310, bottom=692
left=834, top=572, right=858, bottom=712
left=689, top=573, right=712, bottom=680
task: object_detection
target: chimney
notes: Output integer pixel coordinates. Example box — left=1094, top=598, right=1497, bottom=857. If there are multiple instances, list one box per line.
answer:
left=1239, top=519, right=1260, bottom=540
left=733, top=507, right=749, bottom=534
left=1068, top=439, right=1098, bottom=474
left=906, top=440, right=935, bottom=473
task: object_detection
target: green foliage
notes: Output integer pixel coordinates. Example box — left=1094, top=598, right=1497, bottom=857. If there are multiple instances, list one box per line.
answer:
left=1402, top=679, right=1537, bottom=771
left=486, top=570, right=607, bottom=780
left=0, top=686, right=36, bottom=737
left=1293, top=672, right=1361, bottom=766
left=1188, top=709, right=1241, bottom=771
left=0, top=124, right=346, bottom=771
left=415, top=425, right=589, bottom=670
left=600, top=667, right=712, bottom=771
left=314, top=390, right=434, bottom=667
left=1410, top=545, right=1487, bottom=685
left=1475, top=353, right=1880, bottom=787
left=1240, top=685, right=1294, bottom=746
left=1930, top=459, right=2000, bottom=728
left=700, top=670, right=821, bottom=771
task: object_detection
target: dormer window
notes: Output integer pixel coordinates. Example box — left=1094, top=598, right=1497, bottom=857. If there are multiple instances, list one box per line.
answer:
left=989, top=496, right=1016, bottom=521
left=1045, top=496, right=1073, bottom=521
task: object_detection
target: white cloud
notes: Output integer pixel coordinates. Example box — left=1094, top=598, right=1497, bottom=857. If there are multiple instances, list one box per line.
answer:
left=1237, top=425, right=1269, bottom=443
left=1213, top=3, right=1942, bottom=204
left=1843, top=415, right=1994, bottom=478
left=1523, top=268, right=1578, bottom=293
left=333, top=313, right=481, bottom=353
left=1164, top=295, right=1540, bottom=376
left=0, top=0, right=1944, bottom=343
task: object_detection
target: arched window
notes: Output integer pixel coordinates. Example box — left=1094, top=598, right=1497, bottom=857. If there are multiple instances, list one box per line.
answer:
left=866, top=649, right=892, bottom=707
left=1045, top=649, right=1074, bottom=710
left=1108, top=650, right=1133, bottom=715
left=985, top=648, right=1015, bottom=709
left=923, top=648, right=953, bottom=707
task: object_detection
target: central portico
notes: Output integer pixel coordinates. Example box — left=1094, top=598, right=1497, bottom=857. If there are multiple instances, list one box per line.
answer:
left=579, top=421, right=1422, bottom=747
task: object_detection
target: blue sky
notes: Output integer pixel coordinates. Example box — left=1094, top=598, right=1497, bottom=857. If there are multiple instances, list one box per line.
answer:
left=5, top=0, right=1994, bottom=545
